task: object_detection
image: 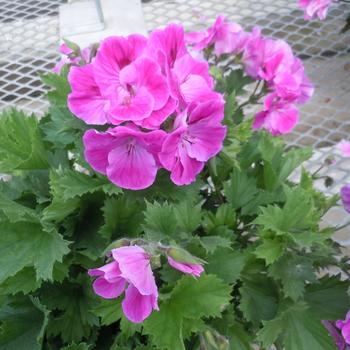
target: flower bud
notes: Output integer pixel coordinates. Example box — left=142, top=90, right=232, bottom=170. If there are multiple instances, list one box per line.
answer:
left=167, top=246, right=205, bottom=265
left=102, top=238, right=130, bottom=256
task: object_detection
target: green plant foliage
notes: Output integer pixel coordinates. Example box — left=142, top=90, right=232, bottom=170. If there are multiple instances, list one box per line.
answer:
left=0, top=109, right=48, bottom=172
left=0, top=40, right=348, bottom=350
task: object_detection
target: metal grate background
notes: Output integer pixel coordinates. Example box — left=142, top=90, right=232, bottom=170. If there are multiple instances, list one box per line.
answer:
left=0, top=0, right=349, bottom=234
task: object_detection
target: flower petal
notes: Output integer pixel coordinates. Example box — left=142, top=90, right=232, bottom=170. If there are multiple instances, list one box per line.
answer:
left=122, top=284, right=158, bottom=323
left=92, top=276, right=126, bottom=299
left=112, top=246, right=157, bottom=295
left=68, top=64, right=110, bottom=125
left=83, top=129, right=119, bottom=174
left=106, top=137, right=158, bottom=190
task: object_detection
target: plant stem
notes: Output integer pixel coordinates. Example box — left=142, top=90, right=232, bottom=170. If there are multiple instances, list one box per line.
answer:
left=237, top=80, right=264, bottom=109
left=334, top=220, right=350, bottom=232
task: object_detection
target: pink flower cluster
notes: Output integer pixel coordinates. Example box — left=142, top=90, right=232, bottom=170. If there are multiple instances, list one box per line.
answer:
left=186, top=16, right=314, bottom=136
left=298, top=0, right=333, bottom=20
left=89, top=245, right=203, bottom=323
left=67, top=25, right=226, bottom=190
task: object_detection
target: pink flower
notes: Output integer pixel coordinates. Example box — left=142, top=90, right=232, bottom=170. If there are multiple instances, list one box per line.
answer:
left=170, top=53, right=218, bottom=107
left=336, top=311, right=350, bottom=345
left=147, top=23, right=188, bottom=70
left=242, top=27, right=266, bottom=79
left=258, top=39, right=294, bottom=82
left=147, top=24, right=216, bottom=110
left=83, top=125, right=166, bottom=190
left=68, top=64, right=111, bottom=124
left=253, top=94, right=299, bottom=136
left=185, top=15, right=248, bottom=56
left=89, top=246, right=158, bottom=323
left=298, top=0, right=333, bottom=20
left=338, top=140, right=350, bottom=157
left=159, top=99, right=226, bottom=185
left=272, top=57, right=314, bottom=103
left=340, top=185, right=350, bottom=214
left=168, top=256, right=204, bottom=277
left=92, top=35, right=172, bottom=126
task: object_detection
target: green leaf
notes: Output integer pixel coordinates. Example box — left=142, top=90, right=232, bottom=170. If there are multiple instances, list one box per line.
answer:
left=224, top=169, right=258, bottom=210
left=198, top=236, right=232, bottom=253
left=144, top=275, right=231, bottom=350
left=254, top=186, right=318, bottom=236
left=0, top=222, right=70, bottom=282
left=0, top=297, right=49, bottom=350
left=204, top=204, right=236, bottom=232
left=99, top=197, right=144, bottom=239
left=41, top=72, right=71, bottom=106
left=239, top=275, right=278, bottom=326
left=41, top=106, right=87, bottom=149
left=43, top=275, right=98, bottom=343
left=93, top=299, right=122, bottom=326
left=42, top=197, right=80, bottom=222
left=268, top=254, right=316, bottom=301
left=257, top=304, right=337, bottom=350
left=0, top=109, right=48, bottom=172
left=254, top=237, right=285, bottom=265
left=0, top=193, right=39, bottom=223
left=305, top=275, right=350, bottom=320
left=143, top=201, right=178, bottom=241
left=144, top=303, right=184, bottom=350
left=61, top=343, right=91, bottom=350
left=279, top=147, right=312, bottom=181
left=206, top=248, right=245, bottom=283
left=0, top=268, right=42, bottom=295
left=174, top=200, right=202, bottom=234
left=227, top=321, right=253, bottom=350
left=120, top=315, right=142, bottom=339
left=52, top=169, right=122, bottom=201
left=225, top=69, right=253, bottom=95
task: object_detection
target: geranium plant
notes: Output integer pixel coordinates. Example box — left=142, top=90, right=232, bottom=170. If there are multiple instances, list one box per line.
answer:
left=0, top=16, right=349, bottom=350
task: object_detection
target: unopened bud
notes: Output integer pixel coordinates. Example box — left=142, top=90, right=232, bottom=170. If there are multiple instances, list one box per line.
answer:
left=167, top=246, right=206, bottom=265
left=103, top=238, right=130, bottom=256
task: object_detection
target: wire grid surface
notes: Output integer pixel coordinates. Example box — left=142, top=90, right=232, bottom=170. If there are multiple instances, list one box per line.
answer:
left=0, top=0, right=349, bottom=230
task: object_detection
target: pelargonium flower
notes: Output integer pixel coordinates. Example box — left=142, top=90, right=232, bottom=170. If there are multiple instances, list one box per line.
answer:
left=93, top=35, right=173, bottom=126
left=68, top=64, right=111, bottom=125
left=338, top=140, right=350, bottom=157
left=167, top=256, right=204, bottom=277
left=170, top=53, right=219, bottom=106
left=257, top=38, right=294, bottom=82
left=336, top=311, right=350, bottom=346
left=340, top=184, right=350, bottom=214
left=159, top=99, right=226, bottom=185
left=185, top=15, right=248, bottom=56
left=298, top=0, right=333, bottom=20
left=83, top=125, right=166, bottom=190
left=88, top=246, right=158, bottom=323
left=253, top=93, right=299, bottom=136
left=147, top=23, right=188, bottom=70
left=272, top=57, right=314, bottom=103
left=147, top=24, right=218, bottom=107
